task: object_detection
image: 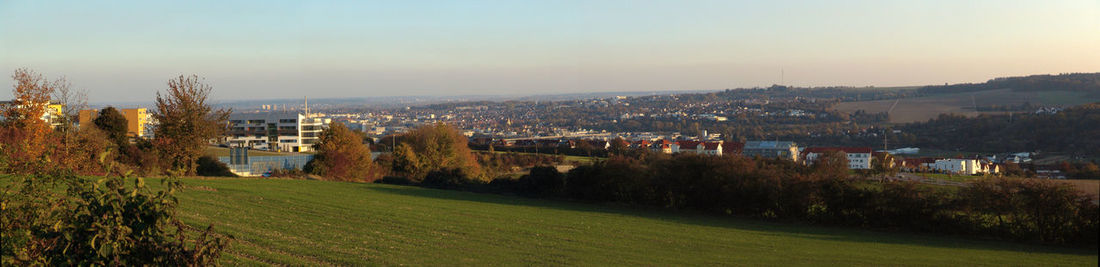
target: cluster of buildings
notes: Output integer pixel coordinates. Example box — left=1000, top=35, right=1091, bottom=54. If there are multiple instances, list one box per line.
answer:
left=488, top=137, right=1008, bottom=175
left=0, top=100, right=66, bottom=128
left=0, top=101, right=155, bottom=139
left=901, top=158, right=1000, bottom=175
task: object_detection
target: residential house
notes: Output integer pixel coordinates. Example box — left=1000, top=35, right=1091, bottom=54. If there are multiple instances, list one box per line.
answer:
left=800, top=147, right=873, bottom=170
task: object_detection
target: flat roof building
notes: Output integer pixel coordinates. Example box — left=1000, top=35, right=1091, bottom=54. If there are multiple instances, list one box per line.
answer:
left=743, top=141, right=800, bottom=161
left=225, top=112, right=326, bottom=152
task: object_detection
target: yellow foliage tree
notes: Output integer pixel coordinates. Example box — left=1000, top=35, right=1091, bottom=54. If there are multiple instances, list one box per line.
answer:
left=305, top=122, right=375, bottom=182
left=392, top=123, right=482, bottom=181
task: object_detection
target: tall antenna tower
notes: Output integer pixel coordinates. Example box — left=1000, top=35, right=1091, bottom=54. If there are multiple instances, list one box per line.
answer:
left=883, top=129, right=888, bottom=152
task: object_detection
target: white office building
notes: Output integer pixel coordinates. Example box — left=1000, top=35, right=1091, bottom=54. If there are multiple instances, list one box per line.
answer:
left=225, top=112, right=326, bottom=152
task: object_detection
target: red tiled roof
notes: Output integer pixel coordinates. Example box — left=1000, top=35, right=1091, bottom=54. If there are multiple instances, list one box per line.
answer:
left=721, top=142, right=744, bottom=152
left=703, top=142, right=722, bottom=150
left=677, top=140, right=702, bottom=149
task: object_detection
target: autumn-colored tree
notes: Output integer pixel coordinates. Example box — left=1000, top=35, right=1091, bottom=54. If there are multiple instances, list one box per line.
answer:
left=391, top=123, right=482, bottom=182
left=304, top=122, right=375, bottom=181
left=151, top=75, right=230, bottom=176
left=52, top=125, right=116, bottom=176
left=871, top=152, right=900, bottom=177
left=1, top=69, right=59, bottom=172
left=609, top=137, right=630, bottom=155
left=812, top=150, right=849, bottom=179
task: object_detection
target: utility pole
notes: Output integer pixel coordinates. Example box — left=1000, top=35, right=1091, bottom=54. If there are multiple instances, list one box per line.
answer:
left=883, top=129, right=888, bottom=152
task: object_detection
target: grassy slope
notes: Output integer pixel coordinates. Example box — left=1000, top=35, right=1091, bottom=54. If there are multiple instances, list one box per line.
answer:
left=158, top=178, right=1097, bottom=266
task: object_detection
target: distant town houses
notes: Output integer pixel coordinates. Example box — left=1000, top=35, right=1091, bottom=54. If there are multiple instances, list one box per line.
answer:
left=900, top=157, right=1001, bottom=175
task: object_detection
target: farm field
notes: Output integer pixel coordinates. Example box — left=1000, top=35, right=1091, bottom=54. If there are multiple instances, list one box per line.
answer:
left=146, top=177, right=1097, bottom=266
left=833, top=89, right=1100, bottom=123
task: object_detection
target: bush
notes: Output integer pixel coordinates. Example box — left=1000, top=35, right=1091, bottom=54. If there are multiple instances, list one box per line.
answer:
left=421, top=168, right=473, bottom=189
left=961, top=178, right=1099, bottom=244
left=196, top=155, right=236, bottom=177
left=377, top=176, right=414, bottom=185
left=515, top=166, right=565, bottom=197
left=1, top=170, right=227, bottom=265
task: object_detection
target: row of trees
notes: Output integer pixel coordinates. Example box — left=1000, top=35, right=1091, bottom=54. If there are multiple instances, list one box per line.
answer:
left=381, top=151, right=1098, bottom=245
left=1, top=69, right=230, bottom=265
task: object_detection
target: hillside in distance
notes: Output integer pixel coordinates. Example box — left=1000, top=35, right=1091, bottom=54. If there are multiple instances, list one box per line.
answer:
left=834, top=73, right=1100, bottom=123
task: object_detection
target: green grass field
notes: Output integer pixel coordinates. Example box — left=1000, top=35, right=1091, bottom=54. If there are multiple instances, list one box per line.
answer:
left=145, top=177, right=1098, bottom=266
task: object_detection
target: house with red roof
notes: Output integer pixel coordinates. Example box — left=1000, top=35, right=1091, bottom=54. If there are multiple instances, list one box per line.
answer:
left=721, top=142, right=744, bottom=156
left=676, top=140, right=702, bottom=152
left=700, top=142, right=723, bottom=156
left=901, top=157, right=936, bottom=172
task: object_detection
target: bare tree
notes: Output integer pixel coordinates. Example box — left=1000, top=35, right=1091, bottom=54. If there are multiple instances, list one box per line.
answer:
left=50, top=76, right=88, bottom=132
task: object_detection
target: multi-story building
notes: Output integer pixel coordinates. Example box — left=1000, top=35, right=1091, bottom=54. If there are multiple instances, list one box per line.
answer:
left=0, top=100, right=64, bottom=128
left=800, top=147, right=873, bottom=169
left=78, top=108, right=152, bottom=138
left=743, top=141, right=800, bottom=161
left=225, top=112, right=326, bottom=152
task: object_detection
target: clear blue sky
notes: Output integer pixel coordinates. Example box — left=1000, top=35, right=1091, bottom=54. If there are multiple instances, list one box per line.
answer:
left=2, top=0, right=1098, bottom=102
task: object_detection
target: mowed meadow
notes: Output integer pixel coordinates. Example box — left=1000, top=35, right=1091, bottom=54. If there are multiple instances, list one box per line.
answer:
left=154, top=177, right=1097, bottom=266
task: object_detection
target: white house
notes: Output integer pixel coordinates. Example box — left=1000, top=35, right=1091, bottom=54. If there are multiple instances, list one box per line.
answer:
left=800, top=147, right=873, bottom=170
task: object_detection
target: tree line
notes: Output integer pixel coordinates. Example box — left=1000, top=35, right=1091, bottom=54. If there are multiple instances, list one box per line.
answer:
left=917, top=73, right=1100, bottom=95
left=381, top=151, right=1099, bottom=245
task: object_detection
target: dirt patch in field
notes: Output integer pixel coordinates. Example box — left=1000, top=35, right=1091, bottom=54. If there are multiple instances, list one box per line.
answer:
left=1056, top=179, right=1099, bottom=198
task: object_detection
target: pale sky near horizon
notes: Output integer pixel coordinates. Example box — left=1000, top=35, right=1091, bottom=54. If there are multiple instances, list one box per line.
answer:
left=1, top=0, right=1098, bottom=103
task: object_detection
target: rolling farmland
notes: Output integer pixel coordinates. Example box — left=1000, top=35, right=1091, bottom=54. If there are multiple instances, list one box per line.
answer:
left=833, top=89, right=1100, bottom=123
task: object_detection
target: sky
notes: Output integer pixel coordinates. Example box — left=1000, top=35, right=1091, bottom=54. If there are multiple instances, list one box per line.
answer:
left=1, top=0, right=1098, bottom=103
